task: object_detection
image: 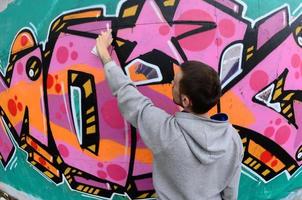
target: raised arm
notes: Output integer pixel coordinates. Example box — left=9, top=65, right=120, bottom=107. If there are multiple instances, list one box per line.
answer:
left=96, top=29, right=176, bottom=154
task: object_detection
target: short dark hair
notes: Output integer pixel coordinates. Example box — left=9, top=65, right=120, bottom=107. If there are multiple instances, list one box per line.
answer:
left=179, top=61, right=221, bottom=114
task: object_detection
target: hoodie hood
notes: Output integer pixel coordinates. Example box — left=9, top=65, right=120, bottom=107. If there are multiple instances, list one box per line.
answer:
left=175, top=112, right=233, bottom=164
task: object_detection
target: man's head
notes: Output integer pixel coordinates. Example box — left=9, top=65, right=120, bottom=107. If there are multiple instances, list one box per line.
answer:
left=172, top=61, right=221, bottom=114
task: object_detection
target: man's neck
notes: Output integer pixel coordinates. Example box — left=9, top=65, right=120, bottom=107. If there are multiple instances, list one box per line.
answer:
left=182, top=108, right=209, bottom=118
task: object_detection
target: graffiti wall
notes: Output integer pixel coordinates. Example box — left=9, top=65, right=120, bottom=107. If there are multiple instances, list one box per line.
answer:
left=0, top=0, right=302, bottom=199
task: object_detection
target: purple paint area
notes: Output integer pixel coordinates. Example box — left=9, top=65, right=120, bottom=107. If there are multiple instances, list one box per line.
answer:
left=214, top=0, right=241, bottom=13
left=68, top=20, right=112, bottom=35
left=13, top=121, right=22, bottom=137
left=96, top=80, right=133, bottom=146
left=228, top=35, right=302, bottom=161
left=117, top=0, right=247, bottom=71
left=48, top=33, right=103, bottom=75
left=293, top=102, right=302, bottom=148
left=0, top=120, right=14, bottom=162
left=48, top=94, right=74, bottom=133
left=10, top=48, right=42, bottom=86
left=132, top=161, right=152, bottom=177
left=138, top=85, right=178, bottom=114
left=29, top=125, right=48, bottom=146
left=257, top=8, right=288, bottom=49
left=74, top=176, right=108, bottom=190
left=135, top=177, right=154, bottom=191
left=55, top=142, right=130, bottom=186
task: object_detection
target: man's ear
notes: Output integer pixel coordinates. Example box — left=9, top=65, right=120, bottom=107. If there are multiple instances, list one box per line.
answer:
left=181, top=94, right=191, bottom=108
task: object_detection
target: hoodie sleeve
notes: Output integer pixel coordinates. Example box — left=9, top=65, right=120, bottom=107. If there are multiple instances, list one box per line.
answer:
left=221, top=164, right=242, bottom=200
left=103, top=61, right=173, bottom=153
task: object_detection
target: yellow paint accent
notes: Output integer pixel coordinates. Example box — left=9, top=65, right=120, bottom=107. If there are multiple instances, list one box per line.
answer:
left=93, top=189, right=100, bottom=195
left=254, top=163, right=261, bottom=170
left=288, top=165, right=296, bottom=172
left=138, top=193, right=148, bottom=198
left=31, top=161, right=37, bottom=165
left=116, top=40, right=125, bottom=47
left=249, top=160, right=257, bottom=167
left=127, top=184, right=132, bottom=190
left=83, top=186, right=89, bottom=192
left=151, top=193, right=158, bottom=198
left=64, top=167, right=71, bottom=175
left=44, top=51, right=51, bottom=57
left=77, top=185, right=84, bottom=191
left=88, top=145, right=96, bottom=152
left=72, top=169, right=76, bottom=173
left=51, top=19, right=61, bottom=31
left=86, top=116, right=95, bottom=124
left=68, top=178, right=73, bottom=183
left=66, top=175, right=71, bottom=179
left=7, top=65, right=13, bottom=72
left=21, top=144, right=27, bottom=149
left=244, top=157, right=253, bottom=165
left=262, top=169, right=270, bottom=176
left=71, top=73, right=78, bottom=83
left=283, top=93, right=294, bottom=101
left=86, top=106, right=95, bottom=115
left=273, top=88, right=282, bottom=100
left=122, top=5, right=138, bottom=18
left=242, top=137, right=247, bottom=143
left=282, top=105, right=291, bottom=114
left=246, top=53, right=253, bottom=60
left=6, top=78, right=10, bottom=84
left=88, top=188, right=94, bottom=194
left=57, top=156, right=63, bottom=164
left=288, top=113, right=293, bottom=118
left=44, top=171, right=54, bottom=178
left=12, top=55, right=17, bottom=62
left=83, top=79, right=92, bottom=98
left=56, top=23, right=66, bottom=32
left=86, top=125, right=96, bottom=134
left=30, top=60, right=37, bottom=69
left=247, top=46, right=254, bottom=53
left=276, top=78, right=283, bottom=88
left=295, top=26, right=302, bottom=35
left=164, top=0, right=175, bottom=6
left=63, top=10, right=102, bottom=21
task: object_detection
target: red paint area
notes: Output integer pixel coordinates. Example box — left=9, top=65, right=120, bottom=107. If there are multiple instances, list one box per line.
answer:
left=58, top=144, right=69, bottom=158
left=219, top=19, right=235, bottom=38
left=249, top=70, right=269, bottom=91
left=260, top=151, right=273, bottom=163
left=56, top=46, right=69, bottom=64
left=101, top=99, right=124, bottom=129
left=175, top=9, right=216, bottom=51
left=264, top=126, right=275, bottom=137
left=21, top=35, right=28, bottom=46
left=107, top=164, right=127, bottom=181
left=8, top=99, right=17, bottom=116
left=47, top=75, right=54, bottom=89
left=275, top=125, right=291, bottom=145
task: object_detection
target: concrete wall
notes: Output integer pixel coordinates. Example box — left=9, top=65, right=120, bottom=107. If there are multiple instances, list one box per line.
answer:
left=0, top=0, right=302, bottom=199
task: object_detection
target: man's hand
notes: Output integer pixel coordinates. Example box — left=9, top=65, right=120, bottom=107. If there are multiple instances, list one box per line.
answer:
left=96, top=29, right=113, bottom=64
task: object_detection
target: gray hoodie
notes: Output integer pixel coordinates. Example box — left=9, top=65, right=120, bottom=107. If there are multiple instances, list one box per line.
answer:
left=104, top=61, right=243, bottom=200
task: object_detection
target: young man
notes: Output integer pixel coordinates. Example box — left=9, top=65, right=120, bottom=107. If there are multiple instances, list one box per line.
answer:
left=96, top=29, right=243, bottom=200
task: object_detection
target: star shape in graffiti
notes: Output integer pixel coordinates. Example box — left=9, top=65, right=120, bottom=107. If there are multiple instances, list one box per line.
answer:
left=114, top=0, right=217, bottom=65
